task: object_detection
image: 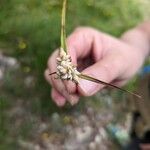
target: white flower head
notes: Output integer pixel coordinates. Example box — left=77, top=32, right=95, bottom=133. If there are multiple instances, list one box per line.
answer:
left=56, top=48, right=80, bottom=83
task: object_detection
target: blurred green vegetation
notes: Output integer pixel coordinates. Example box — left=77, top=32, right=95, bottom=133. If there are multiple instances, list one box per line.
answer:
left=0, top=0, right=143, bottom=96
left=0, top=0, right=145, bottom=148
left=0, top=0, right=143, bottom=71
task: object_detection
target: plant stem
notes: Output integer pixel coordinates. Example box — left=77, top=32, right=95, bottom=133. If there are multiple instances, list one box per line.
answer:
left=61, top=0, right=67, bottom=53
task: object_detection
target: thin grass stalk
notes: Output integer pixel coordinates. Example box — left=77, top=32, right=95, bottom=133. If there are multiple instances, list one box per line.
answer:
left=61, top=0, right=67, bottom=53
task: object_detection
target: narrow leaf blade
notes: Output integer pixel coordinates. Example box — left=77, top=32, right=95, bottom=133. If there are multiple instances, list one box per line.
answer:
left=79, top=73, right=142, bottom=99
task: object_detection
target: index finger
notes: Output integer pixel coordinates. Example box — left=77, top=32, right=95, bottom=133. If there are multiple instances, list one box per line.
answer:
left=66, top=27, right=97, bottom=62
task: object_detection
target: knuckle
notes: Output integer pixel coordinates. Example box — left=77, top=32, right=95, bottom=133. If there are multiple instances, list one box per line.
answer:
left=66, top=82, right=76, bottom=94
left=101, top=61, right=120, bottom=81
left=51, top=78, right=65, bottom=93
left=101, top=64, right=114, bottom=81
left=74, top=26, right=85, bottom=32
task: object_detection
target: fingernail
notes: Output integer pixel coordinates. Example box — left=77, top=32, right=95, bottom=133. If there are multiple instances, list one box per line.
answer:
left=79, top=78, right=98, bottom=95
left=62, top=90, right=70, bottom=99
left=70, top=98, right=77, bottom=106
left=68, top=95, right=79, bottom=106
left=70, top=99, right=76, bottom=106
left=56, top=100, right=64, bottom=107
left=54, top=95, right=66, bottom=107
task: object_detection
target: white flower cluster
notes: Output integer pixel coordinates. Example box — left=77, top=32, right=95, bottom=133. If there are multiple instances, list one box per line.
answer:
left=56, top=48, right=80, bottom=83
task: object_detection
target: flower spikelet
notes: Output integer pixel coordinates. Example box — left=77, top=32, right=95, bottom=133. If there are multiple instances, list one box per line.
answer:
left=56, top=48, right=80, bottom=83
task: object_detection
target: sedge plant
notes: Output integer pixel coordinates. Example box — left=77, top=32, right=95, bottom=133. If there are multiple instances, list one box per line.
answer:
left=49, top=0, right=141, bottom=100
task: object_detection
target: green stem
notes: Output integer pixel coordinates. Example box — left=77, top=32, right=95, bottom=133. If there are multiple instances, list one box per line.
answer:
left=61, top=0, right=67, bottom=53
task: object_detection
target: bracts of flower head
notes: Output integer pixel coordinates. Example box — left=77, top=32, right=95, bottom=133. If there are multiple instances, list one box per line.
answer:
left=56, top=48, right=80, bottom=83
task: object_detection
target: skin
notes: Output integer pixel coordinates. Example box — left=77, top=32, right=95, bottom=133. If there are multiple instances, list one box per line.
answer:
left=140, top=144, right=150, bottom=150
left=45, top=21, right=150, bottom=107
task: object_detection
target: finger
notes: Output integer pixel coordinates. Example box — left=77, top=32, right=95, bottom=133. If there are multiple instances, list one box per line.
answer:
left=111, top=78, right=128, bottom=87
left=68, top=93, right=80, bottom=106
left=47, top=28, right=109, bottom=102
left=45, top=69, right=66, bottom=106
left=60, top=79, right=80, bottom=105
left=46, top=50, right=80, bottom=105
left=47, top=51, right=67, bottom=96
left=140, top=144, right=150, bottom=150
left=63, top=80, right=76, bottom=93
left=62, top=28, right=101, bottom=96
left=78, top=53, right=124, bottom=96
left=45, top=67, right=69, bottom=100
left=66, top=27, right=102, bottom=61
left=51, top=88, right=66, bottom=107
left=45, top=68, right=78, bottom=106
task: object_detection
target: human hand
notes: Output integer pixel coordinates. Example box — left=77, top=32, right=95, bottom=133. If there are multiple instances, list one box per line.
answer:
left=140, top=143, right=150, bottom=150
left=45, top=27, right=147, bottom=106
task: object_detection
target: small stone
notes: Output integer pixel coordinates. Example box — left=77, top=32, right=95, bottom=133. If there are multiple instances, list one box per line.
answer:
left=78, top=115, right=88, bottom=124
left=38, top=123, right=47, bottom=133
left=7, top=57, right=17, bottom=66
left=18, top=139, right=38, bottom=150
left=89, top=142, right=96, bottom=150
left=99, top=128, right=107, bottom=139
left=65, top=125, right=73, bottom=134
left=0, top=54, right=19, bottom=70
left=0, top=69, right=3, bottom=80
left=51, top=113, right=62, bottom=132
left=24, top=76, right=34, bottom=87
left=51, top=113, right=60, bottom=121
left=34, top=145, right=40, bottom=150
left=76, top=126, right=93, bottom=143
left=94, top=135, right=102, bottom=144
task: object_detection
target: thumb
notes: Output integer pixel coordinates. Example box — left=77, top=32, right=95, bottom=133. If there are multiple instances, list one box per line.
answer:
left=78, top=54, right=122, bottom=96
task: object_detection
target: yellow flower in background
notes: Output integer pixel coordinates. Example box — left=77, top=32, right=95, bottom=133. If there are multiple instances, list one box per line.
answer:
left=41, top=132, right=49, bottom=141
left=23, top=66, right=31, bottom=73
left=18, top=39, right=27, bottom=50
